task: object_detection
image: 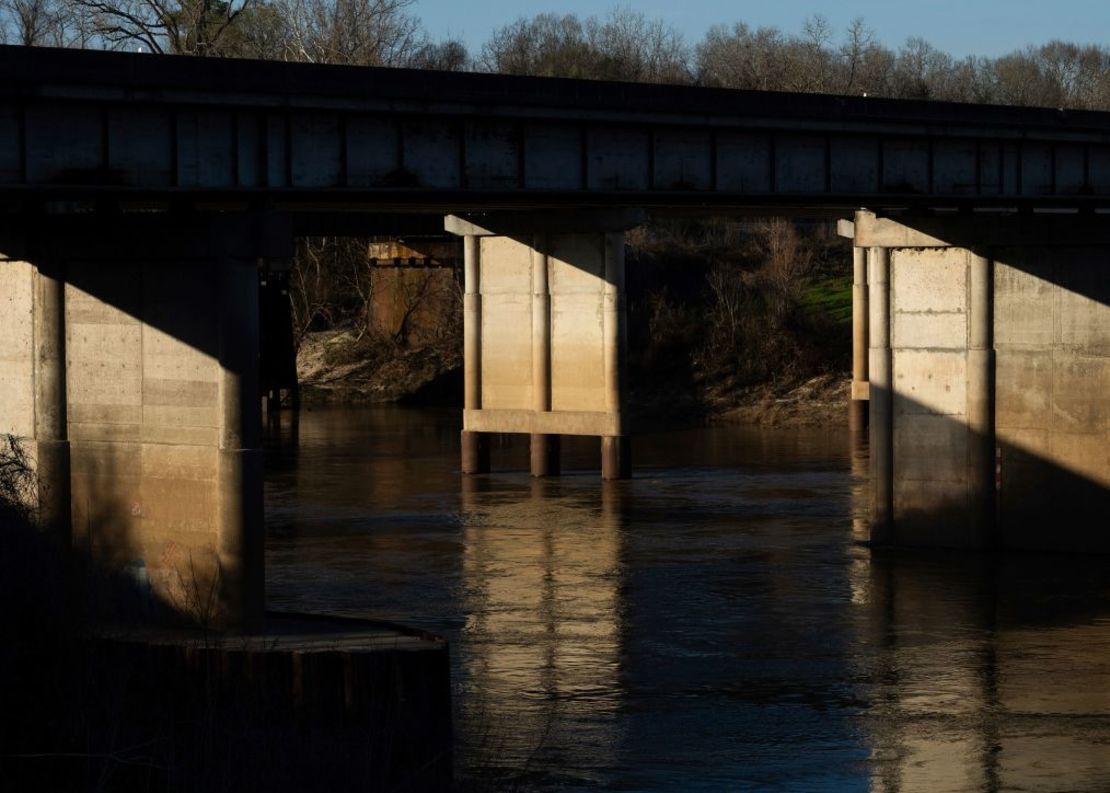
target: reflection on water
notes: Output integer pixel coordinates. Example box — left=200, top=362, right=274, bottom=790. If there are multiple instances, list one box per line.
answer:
left=859, top=554, right=1110, bottom=793
left=458, top=478, right=623, bottom=784
left=264, top=406, right=1110, bottom=791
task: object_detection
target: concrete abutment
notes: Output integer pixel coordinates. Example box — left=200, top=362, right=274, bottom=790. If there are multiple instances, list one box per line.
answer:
left=0, top=214, right=292, bottom=627
left=446, top=211, right=643, bottom=480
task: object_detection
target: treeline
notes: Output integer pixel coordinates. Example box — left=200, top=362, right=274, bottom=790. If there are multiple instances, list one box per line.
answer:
left=5, top=0, right=1110, bottom=111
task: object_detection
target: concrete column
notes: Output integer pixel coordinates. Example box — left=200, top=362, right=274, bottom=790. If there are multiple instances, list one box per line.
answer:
left=530, top=234, right=560, bottom=477
left=868, top=247, right=893, bottom=544
left=461, top=234, right=490, bottom=474
left=217, top=258, right=264, bottom=629
left=602, top=231, right=630, bottom=480
left=967, top=252, right=996, bottom=546
left=850, top=245, right=870, bottom=433
left=32, top=260, right=71, bottom=544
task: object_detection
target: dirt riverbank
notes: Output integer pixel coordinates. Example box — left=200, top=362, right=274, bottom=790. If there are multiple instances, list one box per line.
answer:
left=297, top=329, right=850, bottom=428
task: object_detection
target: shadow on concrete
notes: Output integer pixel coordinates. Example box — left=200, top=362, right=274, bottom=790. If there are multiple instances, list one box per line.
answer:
left=862, top=381, right=1109, bottom=552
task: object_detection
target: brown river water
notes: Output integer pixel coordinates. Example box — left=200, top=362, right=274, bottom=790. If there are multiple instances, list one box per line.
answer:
left=264, top=405, right=1110, bottom=792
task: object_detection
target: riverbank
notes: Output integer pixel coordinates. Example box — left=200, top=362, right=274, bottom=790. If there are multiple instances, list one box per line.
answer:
left=296, top=329, right=851, bottom=428
left=709, top=373, right=851, bottom=427
left=297, top=329, right=461, bottom=405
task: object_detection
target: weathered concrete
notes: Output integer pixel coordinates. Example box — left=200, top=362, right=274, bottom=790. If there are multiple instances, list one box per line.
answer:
left=891, top=246, right=974, bottom=547
left=0, top=247, right=68, bottom=534
left=993, top=248, right=1110, bottom=551
left=446, top=211, right=641, bottom=478
left=460, top=233, right=490, bottom=474
left=850, top=244, right=870, bottom=432
left=0, top=214, right=291, bottom=626
left=867, top=245, right=893, bottom=544
left=530, top=234, right=556, bottom=477
left=601, top=230, right=628, bottom=480
left=967, top=252, right=996, bottom=545
left=32, top=260, right=71, bottom=541
left=850, top=211, right=1110, bottom=551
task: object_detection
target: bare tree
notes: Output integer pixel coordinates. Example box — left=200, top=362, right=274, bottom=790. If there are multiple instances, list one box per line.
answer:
left=0, top=435, right=36, bottom=520
left=584, top=7, right=689, bottom=83
left=1, top=0, right=57, bottom=44
left=839, top=17, right=887, bottom=95
left=1, top=0, right=89, bottom=46
left=405, top=37, right=468, bottom=71
left=274, top=0, right=420, bottom=65
left=480, top=9, right=687, bottom=83
left=73, top=0, right=253, bottom=54
left=696, top=22, right=784, bottom=90
left=480, top=12, right=589, bottom=77
left=289, top=237, right=337, bottom=347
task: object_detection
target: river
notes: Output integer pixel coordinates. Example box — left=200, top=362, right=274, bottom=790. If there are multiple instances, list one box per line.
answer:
left=263, top=405, right=1110, bottom=792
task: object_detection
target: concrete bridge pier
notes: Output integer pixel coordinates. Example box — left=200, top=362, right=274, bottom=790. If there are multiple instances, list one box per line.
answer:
left=0, top=245, right=73, bottom=543
left=32, top=258, right=73, bottom=543
left=849, top=245, right=870, bottom=434
left=460, top=233, right=491, bottom=474
left=447, top=211, right=643, bottom=480
left=0, top=213, right=292, bottom=627
left=846, top=210, right=1109, bottom=552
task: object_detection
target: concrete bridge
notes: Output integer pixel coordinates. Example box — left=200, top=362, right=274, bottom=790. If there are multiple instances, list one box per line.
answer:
left=0, top=45, right=1107, bottom=626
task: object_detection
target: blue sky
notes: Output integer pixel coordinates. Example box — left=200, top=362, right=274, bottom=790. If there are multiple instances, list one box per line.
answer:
left=411, top=0, right=1106, bottom=59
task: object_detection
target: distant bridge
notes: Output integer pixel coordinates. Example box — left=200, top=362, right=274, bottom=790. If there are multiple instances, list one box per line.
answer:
left=0, top=45, right=1106, bottom=628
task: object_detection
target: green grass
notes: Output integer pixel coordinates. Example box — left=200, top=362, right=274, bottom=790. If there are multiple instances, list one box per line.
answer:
left=800, top=276, right=852, bottom=326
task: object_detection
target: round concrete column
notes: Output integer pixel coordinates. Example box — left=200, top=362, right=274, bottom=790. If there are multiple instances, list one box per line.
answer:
left=849, top=245, right=870, bottom=433
left=217, top=258, right=264, bottom=629
left=967, top=252, right=996, bottom=547
left=461, top=234, right=490, bottom=474
left=867, top=247, right=893, bottom=544
left=33, top=260, right=71, bottom=545
left=530, top=234, right=559, bottom=477
left=602, top=232, right=630, bottom=480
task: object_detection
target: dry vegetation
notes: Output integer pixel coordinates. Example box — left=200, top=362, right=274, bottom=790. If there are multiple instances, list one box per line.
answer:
left=623, top=219, right=851, bottom=426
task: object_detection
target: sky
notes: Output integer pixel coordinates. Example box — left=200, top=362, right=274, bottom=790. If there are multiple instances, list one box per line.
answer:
left=410, top=0, right=1109, bottom=59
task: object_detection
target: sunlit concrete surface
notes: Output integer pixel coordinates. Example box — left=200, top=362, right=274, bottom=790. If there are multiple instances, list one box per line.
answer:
left=847, top=212, right=1110, bottom=550
left=0, top=215, right=290, bottom=626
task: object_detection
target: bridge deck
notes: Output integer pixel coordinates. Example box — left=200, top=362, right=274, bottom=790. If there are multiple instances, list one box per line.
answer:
left=4, top=45, right=1110, bottom=212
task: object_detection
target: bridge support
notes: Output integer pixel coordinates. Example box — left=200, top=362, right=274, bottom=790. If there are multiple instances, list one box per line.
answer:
left=850, top=210, right=1109, bottom=551
left=447, top=211, right=643, bottom=479
left=0, top=214, right=291, bottom=627
left=867, top=245, right=893, bottom=544
left=849, top=245, right=870, bottom=433
left=0, top=244, right=73, bottom=543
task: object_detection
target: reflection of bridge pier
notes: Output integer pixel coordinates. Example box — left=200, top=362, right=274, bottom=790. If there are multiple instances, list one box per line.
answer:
left=457, top=476, right=625, bottom=776
left=854, top=553, right=1110, bottom=792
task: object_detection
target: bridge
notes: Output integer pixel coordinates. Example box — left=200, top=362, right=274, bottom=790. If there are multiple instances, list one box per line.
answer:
left=0, top=45, right=1107, bottom=626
